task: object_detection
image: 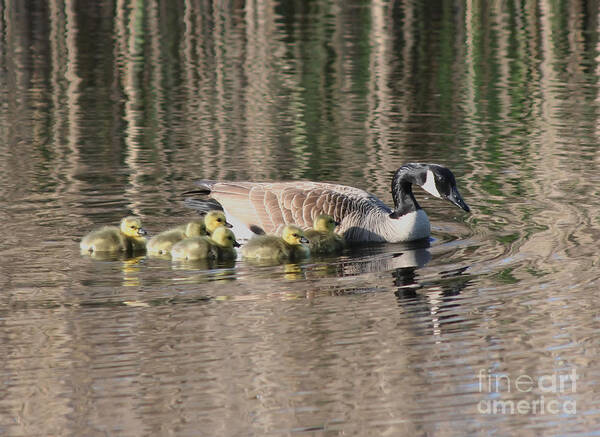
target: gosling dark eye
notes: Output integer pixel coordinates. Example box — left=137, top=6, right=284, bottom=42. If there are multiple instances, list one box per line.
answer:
left=130, top=226, right=135, bottom=229
left=217, top=218, right=223, bottom=222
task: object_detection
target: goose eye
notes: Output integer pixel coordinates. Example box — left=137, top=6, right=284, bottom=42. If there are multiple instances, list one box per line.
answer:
left=130, top=225, right=136, bottom=229
left=293, top=233, right=299, bottom=238
left=217, top=218, right=223, bottom=222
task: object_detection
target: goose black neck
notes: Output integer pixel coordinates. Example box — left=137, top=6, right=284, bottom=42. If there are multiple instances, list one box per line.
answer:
left=390, top=165, right=425, bottom=218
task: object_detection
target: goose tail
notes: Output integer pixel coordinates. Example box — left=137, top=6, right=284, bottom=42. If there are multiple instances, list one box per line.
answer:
left=182, top=179, right=216, bottom=195
left=182, top=180, right=223, bottom=214
left=183, top=197, right=224, bottom=214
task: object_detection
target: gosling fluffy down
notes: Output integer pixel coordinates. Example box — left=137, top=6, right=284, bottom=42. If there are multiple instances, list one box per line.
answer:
left=241, top=225, right=310, bottom=262
left=147, top=220, right=206, bottom=256
left=80, top=216, right=147, bottom=254
left=203, top=210, right=233, bottom=235
left=171, top=227, right=240, bottom=262
left=305, top=214, right=345, bottom=255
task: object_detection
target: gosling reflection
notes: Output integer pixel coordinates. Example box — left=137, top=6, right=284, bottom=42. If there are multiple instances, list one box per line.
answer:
left=168, top=256, right=237, bottom=286
left=121, top=255, right=145, bottom=287
left=171, top=258, right=236, bottom=272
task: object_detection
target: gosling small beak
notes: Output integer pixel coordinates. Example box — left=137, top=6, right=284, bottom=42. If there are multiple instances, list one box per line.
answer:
left=225, top=221, right=234, bottom=228
left=447, top=187, right=470, bottom=212
left=300, top=236, right=309, bottom=244
left=233, top=241, right=241, bottom=248
left=137, top=228, right=148, bottom=236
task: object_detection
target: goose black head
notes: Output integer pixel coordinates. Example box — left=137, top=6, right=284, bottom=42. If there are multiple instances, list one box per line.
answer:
left=420, top=164, right=470, bottom=212
left=390, top=163, right=470, bottom=218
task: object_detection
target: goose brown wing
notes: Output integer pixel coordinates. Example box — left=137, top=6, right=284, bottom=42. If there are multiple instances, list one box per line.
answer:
left=206, top=182, right=383, bottom=234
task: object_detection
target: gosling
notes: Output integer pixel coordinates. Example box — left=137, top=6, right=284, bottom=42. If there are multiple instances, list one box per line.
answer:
left=204, top=210, right=233, bottom=236
left=241, top=225, right=310, bottom=262
left=305, top=214, right=345, bottom=255
left=171, top=227, right=240, bottom=262
left=80, top=216, right=147, bottom=254
left=147, top=220, right=206, bottom=256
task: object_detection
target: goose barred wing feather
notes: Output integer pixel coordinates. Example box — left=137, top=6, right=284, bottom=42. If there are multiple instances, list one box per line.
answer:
left=195, top=181, right=390, bottom=236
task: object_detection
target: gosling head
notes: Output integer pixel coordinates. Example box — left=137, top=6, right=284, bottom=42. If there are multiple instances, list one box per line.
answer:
left=120, top=216, right=147, bottom=238
left=313, top=214, right=339, bottom=233
left=282, top=225, right=309, bottom=246
left=185, top=220, right=206, bottom=237
left=204, top=210, right=233, bottom=234
left=211, top=226, right=240, bottom=248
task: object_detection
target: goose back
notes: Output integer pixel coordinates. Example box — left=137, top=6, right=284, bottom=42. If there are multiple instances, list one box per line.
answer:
left=193, top=180, right=403, bottom=242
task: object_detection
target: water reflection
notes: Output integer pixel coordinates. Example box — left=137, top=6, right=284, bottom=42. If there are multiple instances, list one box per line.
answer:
left=2, top=0, right=600, bottom=435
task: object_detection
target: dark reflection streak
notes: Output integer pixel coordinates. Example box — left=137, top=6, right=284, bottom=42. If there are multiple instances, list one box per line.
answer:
left=494, top=2, right=510, bottom=126
left=182, top=0, right=194, bottom=147
left=213, top=0, right=227, bottom=181
left=111, top=0, right=127, bottom=174
left=50, top=0, right=66, bottom=194
left=4, top=2, right=30, bottom=200
left=0, top=1, right=4, bottom=192
left=64, top=0, right=82, bottom=195
left=393, top=266, right=471, bottom=337
left=123, top=0, right=145, bottom=216
left=596, top=8, right=600, bottom=160
left=0, top=2, right=4, bottom=77
left=288, top=21, right=309, bottom=181
left=244, top=1, right=272, bottom=180
left=182, top=0, right=206, bottom=177
left=228, top=3, right=250, bottom=181
left=366, top=1, right=393, bottom=190
left=396, top=0, right=413, bottom=146
left=148, top=0, right=169, bottom=190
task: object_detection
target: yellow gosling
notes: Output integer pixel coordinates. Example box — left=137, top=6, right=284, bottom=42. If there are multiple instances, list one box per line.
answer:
left=241, top=225, right=310, bottom=262
left=305, top=214, right=345, bottom=255
left=204, top=210, right=232, bottom=235
left=80, top=216, right=147, bottom=255
left=171, top=227, right=239, bottom=262
left=147, top=219, right=206, bottom=256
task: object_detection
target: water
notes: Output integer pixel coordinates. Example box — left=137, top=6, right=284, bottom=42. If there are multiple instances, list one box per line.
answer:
left=1, top=0, right=599, bottom=435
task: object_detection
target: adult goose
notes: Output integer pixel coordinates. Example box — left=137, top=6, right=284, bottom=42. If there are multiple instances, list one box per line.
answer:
left=184, top=163, right=470, bottom=243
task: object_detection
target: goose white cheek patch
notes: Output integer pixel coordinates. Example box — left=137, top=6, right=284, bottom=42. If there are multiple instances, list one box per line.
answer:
left=422, top=170, right=442, bottom=198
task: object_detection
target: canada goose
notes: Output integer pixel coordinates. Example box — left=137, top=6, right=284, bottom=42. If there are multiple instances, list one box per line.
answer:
left=80, top=216, right=147, bottom=254
left=184, top=163, right=470, bottom=243
left=147, top=219, right=206, bottom=256
left=171, top=227, right=240, bottom=262
left=305, top=214, right=345, bottom=255
left=241, top=225, right=310, bottom=262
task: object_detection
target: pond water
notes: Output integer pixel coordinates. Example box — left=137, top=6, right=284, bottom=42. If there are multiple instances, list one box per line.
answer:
left=1, top=0, right=599, bottom=435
